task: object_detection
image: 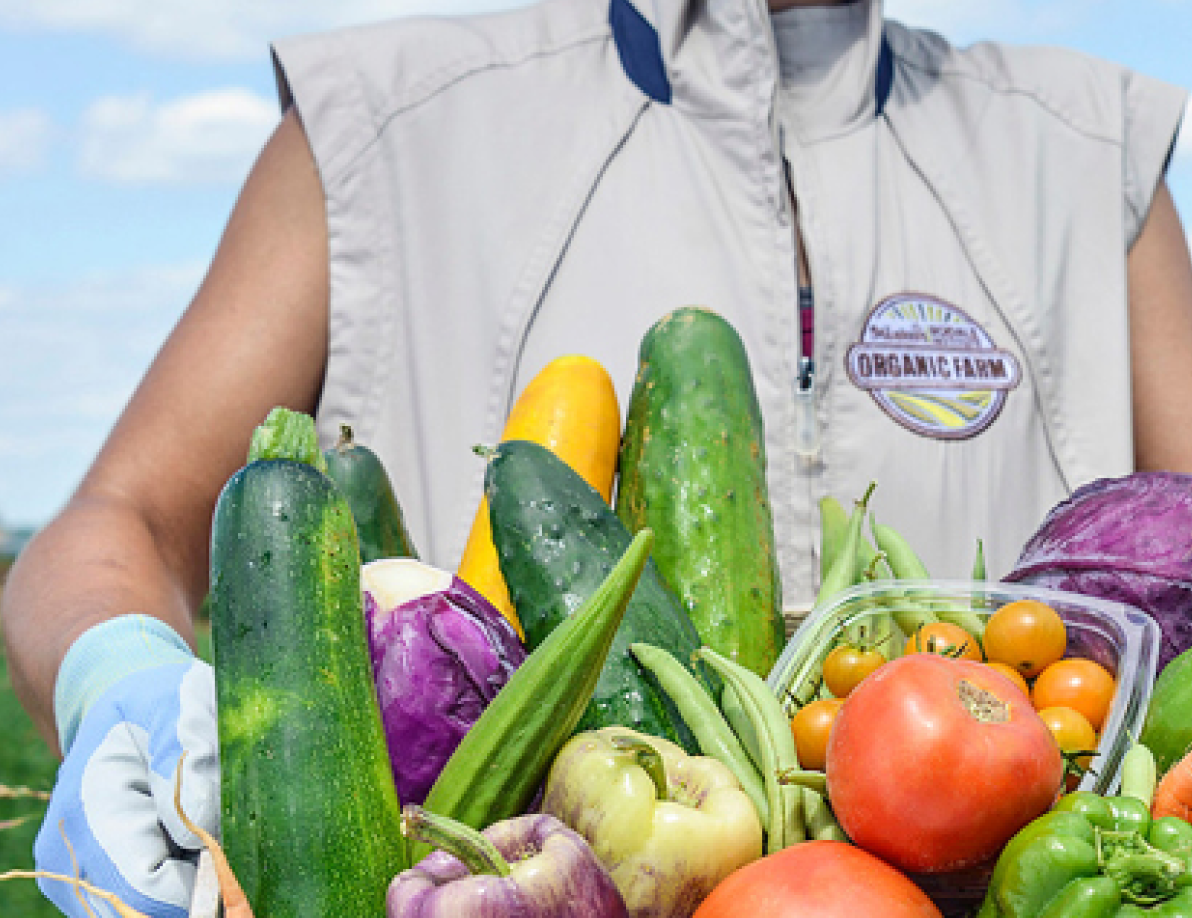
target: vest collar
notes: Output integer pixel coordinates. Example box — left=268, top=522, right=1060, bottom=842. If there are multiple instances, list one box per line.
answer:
left=611, top=0, right=891, bottom=122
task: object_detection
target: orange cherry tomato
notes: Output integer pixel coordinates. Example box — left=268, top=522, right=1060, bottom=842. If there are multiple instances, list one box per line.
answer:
left=822, top=644, right=887, bottom=698
left=1031, top=658, right=1116, bottom=732
left=904, top=622, right=983, bottom=662
left=1036, top=704, right=1098, bottom=792
left=984, top=661, right=1030, bottom=697
left=791, top=697, right=845, bottom=772
left=982, top=599, right=1068, bottom=678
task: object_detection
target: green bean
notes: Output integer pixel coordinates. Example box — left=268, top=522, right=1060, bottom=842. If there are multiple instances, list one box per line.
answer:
left=720, top=682, right=763, bottom=769
left=816, top=482, right=877, bottom=609
left=697, top=646, right=805, bottom=851
left=1120, top=736, right=1158, bottom=808
left=972, top=538, right=987, bottom=581
left=628, top=642, right=768, bottom=824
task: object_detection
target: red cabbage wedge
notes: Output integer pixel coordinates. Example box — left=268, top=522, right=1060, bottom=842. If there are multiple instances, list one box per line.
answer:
left=361, top=558, right=526, bottom=805
left=1005, top=472, right=1192, bottom=669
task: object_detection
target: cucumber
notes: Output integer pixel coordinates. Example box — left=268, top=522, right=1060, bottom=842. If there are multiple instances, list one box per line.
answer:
left=323, top=423, right=417, bottom=562
left=211, top=412, right=406, bottom=916
left=616, top=306, right=785, bottom=677
left=485, top=438, right=712, bottom=753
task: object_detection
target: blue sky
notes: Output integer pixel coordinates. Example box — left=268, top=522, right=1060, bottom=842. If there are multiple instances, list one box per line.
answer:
left=1, top=0, right=1190, bottom=530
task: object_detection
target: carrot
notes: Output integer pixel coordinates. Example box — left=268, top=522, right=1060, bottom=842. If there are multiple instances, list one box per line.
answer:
left=1152, top=745, right=1192, bottom=823
left=173, top=752, right=255, bottom=917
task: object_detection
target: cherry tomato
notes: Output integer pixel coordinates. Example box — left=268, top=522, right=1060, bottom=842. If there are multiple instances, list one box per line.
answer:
left=1036, top=704, right=1098, bottom=791
left=982, top=599, right=1068, bottom=678
left=822, top=644, right=886, bottom=697
left=1031, top=658, right=1116, bottom=732
left=984, top=661, right=1030, bottom=697
left=790, top=697, right=844, bottom=771
left=692, top=839, right=943, bottom=918
left=904, top=622, right=983, bottom=662
left=826, top=653, right=1063, bottom=874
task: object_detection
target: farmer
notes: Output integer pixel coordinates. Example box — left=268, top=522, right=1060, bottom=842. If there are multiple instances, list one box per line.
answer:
left=3, top=0, right=1190, bottom=914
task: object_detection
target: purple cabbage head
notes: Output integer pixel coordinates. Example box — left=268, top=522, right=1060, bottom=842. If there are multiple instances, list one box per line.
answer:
left=361, top=558, right=526, bottom=805
left=1004, top=472, right=1192, bottom=669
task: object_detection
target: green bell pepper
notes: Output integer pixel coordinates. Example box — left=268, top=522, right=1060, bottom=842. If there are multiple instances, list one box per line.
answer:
left=979, top=791, right=1192, bottom=917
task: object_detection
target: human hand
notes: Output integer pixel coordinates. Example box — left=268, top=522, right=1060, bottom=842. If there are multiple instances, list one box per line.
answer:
left=34, top=616, right=219, bottom=918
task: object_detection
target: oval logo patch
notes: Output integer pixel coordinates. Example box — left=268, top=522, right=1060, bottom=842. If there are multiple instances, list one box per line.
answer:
left=845, top=293, right=1021, bottom=440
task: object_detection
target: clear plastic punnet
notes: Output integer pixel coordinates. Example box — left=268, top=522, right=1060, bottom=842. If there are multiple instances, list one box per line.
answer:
left=766, top=579, right=1161, bottom=915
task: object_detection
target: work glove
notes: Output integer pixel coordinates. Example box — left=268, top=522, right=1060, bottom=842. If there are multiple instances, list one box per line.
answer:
left=34, top=614, right=219, bottom=918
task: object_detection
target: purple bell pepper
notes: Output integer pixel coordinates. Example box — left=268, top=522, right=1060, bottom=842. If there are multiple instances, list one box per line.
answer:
left=387, top=806, right=628, bottom=917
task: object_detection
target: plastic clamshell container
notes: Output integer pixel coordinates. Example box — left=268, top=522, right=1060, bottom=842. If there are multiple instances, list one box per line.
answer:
left=767, top=579, right=1161, bottom=916
left=769, top=579, right=1160, bottom=794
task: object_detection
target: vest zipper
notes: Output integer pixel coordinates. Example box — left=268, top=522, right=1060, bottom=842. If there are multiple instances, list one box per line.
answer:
left=783, top=149, right=821, bottom=462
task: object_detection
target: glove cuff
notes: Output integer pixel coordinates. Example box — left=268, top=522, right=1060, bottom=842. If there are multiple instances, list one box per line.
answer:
left=53, top=614, right=194, bottom=755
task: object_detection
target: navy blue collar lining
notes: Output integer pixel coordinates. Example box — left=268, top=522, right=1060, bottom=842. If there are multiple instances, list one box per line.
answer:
left=610, top=0, right=894, bottom=115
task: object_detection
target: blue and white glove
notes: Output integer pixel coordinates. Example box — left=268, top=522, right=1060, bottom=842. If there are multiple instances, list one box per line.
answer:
left=35, top=615, right=219, bottom=918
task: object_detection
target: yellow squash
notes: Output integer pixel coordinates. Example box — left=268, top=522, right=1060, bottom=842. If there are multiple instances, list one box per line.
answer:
left=457, top=354, right=621, bottom=637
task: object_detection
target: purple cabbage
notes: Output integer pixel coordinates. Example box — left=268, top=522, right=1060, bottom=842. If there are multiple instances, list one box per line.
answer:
left=1004, top=472, right=1192, bottom=669
left=361, top=558, right=526, bottom=805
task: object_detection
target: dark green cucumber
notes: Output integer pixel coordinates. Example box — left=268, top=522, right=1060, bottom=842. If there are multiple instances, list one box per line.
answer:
left=485, top=438, right=713, bottom=753
left=616, top=306, right=785, bottom=678
left=323, top=423, right=418, bottom=562
left=211, top=412, right=406, bottom=917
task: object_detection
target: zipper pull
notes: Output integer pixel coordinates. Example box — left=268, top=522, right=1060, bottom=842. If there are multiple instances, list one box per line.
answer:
left=794, top=356, right=820, bottom=461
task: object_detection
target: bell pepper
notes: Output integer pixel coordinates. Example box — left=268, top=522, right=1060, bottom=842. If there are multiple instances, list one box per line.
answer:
left=541, top=725, right=764, bottom=917
left=978, top=791, right=1192, bottom=917
left=387, top=805, right=628, bottom=917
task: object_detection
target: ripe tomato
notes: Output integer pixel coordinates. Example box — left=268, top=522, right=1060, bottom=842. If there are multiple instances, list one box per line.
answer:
left=984, top=661, right=1030, bottom=697
left=1036, top=704, right=1098, bottom=791
left=691, top=840, right=943, bottom=918
left=826, top=653, right=1063, bottom=874
left=904, top=622, right=983, bottom=662
left=982, top=599, right=1067, bottom=678
left=790, top=697, right=844, bottom=771
left=1031, top=658, right=1116, bottom=732
left=822, top=644, right=886, bottom=697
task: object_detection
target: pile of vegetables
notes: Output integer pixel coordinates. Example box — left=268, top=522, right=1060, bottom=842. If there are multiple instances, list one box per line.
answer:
left=50, top=306, right=1177, bottom=918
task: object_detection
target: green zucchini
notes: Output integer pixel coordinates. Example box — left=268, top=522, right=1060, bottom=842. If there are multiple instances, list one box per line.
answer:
left=323, top=423, right=418, bottom=562
left=417, top=528, right=655, bottom=859
left=210, top=409, right=406, bottom=917
left=616, top=306, right=785, bottom=677
left=485, top=438, right=712, bottom=753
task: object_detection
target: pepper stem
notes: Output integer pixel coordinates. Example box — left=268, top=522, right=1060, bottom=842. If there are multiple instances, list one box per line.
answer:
left=400, top=805, right=512, bottom=878
left=611, top=735, right=669, bottom=801
left=1098, top=828, right=1188, bottom=906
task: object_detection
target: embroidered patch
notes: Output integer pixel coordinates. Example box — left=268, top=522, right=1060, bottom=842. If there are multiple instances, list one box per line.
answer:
left=845, top=294, right=1021, bottom=440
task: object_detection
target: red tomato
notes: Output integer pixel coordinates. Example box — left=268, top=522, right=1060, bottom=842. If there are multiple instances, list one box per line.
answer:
left=826, top=653, right=1063, bottom=874
left=691, top=840, right=942, bottom=918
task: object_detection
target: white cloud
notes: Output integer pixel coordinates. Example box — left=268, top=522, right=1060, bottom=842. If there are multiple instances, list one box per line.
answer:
left=77, top=88, right=277, bottom=184
left=0, top=263, right=204, bottom=524
left=0, top=108, right=54, bottom=177
left=0, top=0, right=536, bottom=59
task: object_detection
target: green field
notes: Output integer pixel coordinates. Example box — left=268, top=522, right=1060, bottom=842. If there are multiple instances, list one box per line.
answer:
left=0, top=569, right=61, bottom=917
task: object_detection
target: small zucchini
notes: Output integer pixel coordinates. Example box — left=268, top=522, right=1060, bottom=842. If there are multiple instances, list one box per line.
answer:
left=323, top=422, right=418, bottom=562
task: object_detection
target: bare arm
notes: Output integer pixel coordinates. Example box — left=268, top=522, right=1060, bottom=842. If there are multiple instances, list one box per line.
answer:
left=1129, top=179, right=1192, bottom=473
left=0, top=109, right=329, bottom=752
